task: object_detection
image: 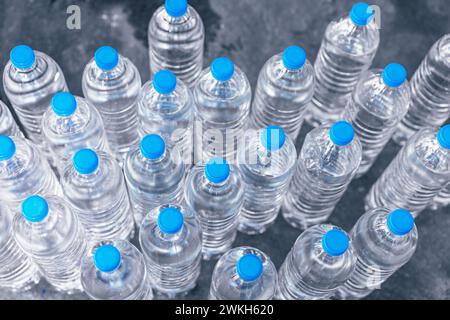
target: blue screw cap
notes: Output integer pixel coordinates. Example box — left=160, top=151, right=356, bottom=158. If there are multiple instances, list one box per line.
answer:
left=387, top=209, right=414, bottom=236
left=237, top=254, right=263, bottom=282
left=153, top=70, right=177, bottom=94
left=350, top=2, right=374, bottom=26
left=73, top=149, right=99, bottom=174
left=140, top=134, right=166, bottom=160
left=205, top=158, right=230, bottom=184
left=94, top=46, right=119, bottom=71
left=51, top=92, right=77, bottom=117
left=165, top=0, right=188, bottom=17
left=21, top=195, right=49, bottom=223
left=322, top=229, right=350, bottom=256
left=437, top=125, right=450, bottom=150
left=329, top=121, right=355, bottom=146
left=0, top=136, right=16, bottom=161
left=382, top=63, right=407, bottom=88
left=210, top=57, right=235, bottom=81
left=158, top=207, right=184, bottom=234
left=94, top=245, right=122, bottom=273
left=260, top=125, right=286, bottom=151
left=282, top=46, right=306, bottom=70
left=10, top=45, right=36, bottom=70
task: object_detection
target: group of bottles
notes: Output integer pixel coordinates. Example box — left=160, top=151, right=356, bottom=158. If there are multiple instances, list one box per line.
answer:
left=0, top=0, right=450, bottom=300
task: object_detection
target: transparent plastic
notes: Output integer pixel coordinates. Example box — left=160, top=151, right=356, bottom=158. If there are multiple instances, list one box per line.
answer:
left=0, top=203, right=40, bottom=291
left=237, top=130, right=297, bottom=234
left=249, top=52, right=315, bottom=140
left=193, top=65, right=252, bottom=163
left=282, top=124, right=362, bottom=229
left=124, top=143, right=185, bottom=226
left=343, top=69, right=411, bottom=176
left=393, top=34, right=450, bottom=145
left=366, top=127, right=450, bottom=217
left=148, top=4, right=204, bottom=87
left=209, top=246, right=278, bottom=300
left=81, top=240, right=153, bottom=300
left=139, top=204, right=202, bottom=298
left=137, top=77, right=194, bottom=165
left=3, top=50, right=67, bottom=146
left=0, top=100, right=22, bottom=137
left=82, top=52, right=141, bottom=163
left=306, top=13, right=380, bottom=126
left=13, top=196, right=87, bottom=293
left=0, top=136, right=62, bottom=210
left=42, top=96, right=110, bottom=174
left=61, top=151, right=135, bottom=241
left=184, top=165, right=244, bottom=260
left=336, top=208, right=418, bottom=300
left=277, top=224, right=356, bottom=300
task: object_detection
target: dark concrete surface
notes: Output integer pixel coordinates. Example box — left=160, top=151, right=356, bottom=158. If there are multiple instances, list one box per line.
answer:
left=0, top=0, right=449, bottom=300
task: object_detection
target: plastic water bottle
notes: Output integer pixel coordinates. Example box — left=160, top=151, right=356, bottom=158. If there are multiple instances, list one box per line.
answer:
left=209, top=246, right=277, bottom=300
left=342, top=63, right=411, bottom=177
left=249, top=46, right=315, bottom=140
left=193, top=57, right=252, bottom=163
left=139, top=205, right=202, bottom=297
left=184, top=158, right=244, bottom=260
left=42, top=92, right=110, bottom=174
left=0, top=203, right=40, bottom=291
left=237, top=126, right=296, bottom=235
left=137, top=70, right=194, bottom=165
left=0, top=100, right=22, bottom=137
left=124, top=134, right=185, bottom=226
left=433, top=182, right=450, bottom=210
left=335, top=208, right=418, bottom=300
left=3, top=45, right=67, bottom=147
left=0, top=135, right=62, bottom=210
left=148, top=0, right=204, bottom=87
left=61, top=149, right=135, bottom=241
left=82, top=46, right=141, bottom=163
left=277, top=225, right=356, bottom=300
left=81, top=240, right=153, bottom=300
left=282, top=121, right=362, bottom=229
left=306, top=2, right=380, bottom=126
left=393, top=34, right=450, bottom=146
left=366, top=125, right=450, bottom=217
left=13, top=195, right=88, bottom=293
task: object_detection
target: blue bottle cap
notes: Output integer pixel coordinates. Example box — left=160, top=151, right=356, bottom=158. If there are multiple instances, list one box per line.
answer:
left=73, top=149, right=99, bottom=174
left=10, top=45, right=36, bottom=70
left=51, top=92, right=77, bottom=117
left=21, top=195, right=49, bottom=223
left=204, top=158, right=230, bottom=184
left=153, top=70, right=177, bottom=94
left=94, top=245, right=122, bottom=273
left=382, top=63, right=407, bottom=88
left=0, top=136, right=16, bottom=161
left=350, top=2, right=374, bottom=26
left=158, top=207, right=184, bottom=234
left=282, top=46, right=306, bottom=70
left=329, top=121, right=355, bottom=146
left=437, top=125, right=450, bottom=150
left=322, top=229, right=349, bottom=256
left=236, top=254, right=263, bottom=282
left=165, top=0, right=188, bottom=17
left=210, top=57, right=235, bottom=81
left=387, top=209, right=414, bottom=236
left=260, top=125, right=286, bottom=151
left=94, top=46, right=119, bottom=71
left=140, top=134, right=166, bottom=160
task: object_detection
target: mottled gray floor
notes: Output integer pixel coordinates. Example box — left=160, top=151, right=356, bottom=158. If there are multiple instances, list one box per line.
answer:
left=0, top=0, right=449, bottom=300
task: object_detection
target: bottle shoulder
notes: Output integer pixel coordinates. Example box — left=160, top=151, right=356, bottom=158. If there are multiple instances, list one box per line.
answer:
left=81, top=240, right=148, bottom=300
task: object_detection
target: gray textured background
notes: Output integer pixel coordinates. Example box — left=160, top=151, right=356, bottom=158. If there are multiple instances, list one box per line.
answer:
left=0, top=0, right=449, bottom=300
